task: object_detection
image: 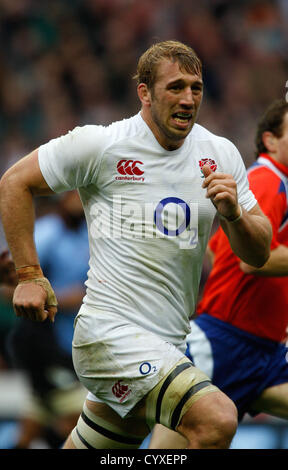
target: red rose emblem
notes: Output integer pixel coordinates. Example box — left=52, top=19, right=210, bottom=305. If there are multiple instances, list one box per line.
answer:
left=199, top=158, right=217, bottom=176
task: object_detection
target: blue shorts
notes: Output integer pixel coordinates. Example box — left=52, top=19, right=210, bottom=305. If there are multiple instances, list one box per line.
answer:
left=186, top=313, right=288, bottom=421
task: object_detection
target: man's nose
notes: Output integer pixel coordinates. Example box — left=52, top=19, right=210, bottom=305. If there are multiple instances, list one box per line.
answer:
left=179, top=88, right=194, bottom=106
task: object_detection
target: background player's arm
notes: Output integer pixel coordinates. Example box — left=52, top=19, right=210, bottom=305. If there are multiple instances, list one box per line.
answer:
left=55, top=284, right=86, bottom=310
left=0, top=250, right=18, bottom=287
left=0, top=149, right=57, bottom=322
left=0, top=250, right=17, bottom=301
left=239, top=244, right=288, bottom=276
left=202, top=165, right=272, bottom=268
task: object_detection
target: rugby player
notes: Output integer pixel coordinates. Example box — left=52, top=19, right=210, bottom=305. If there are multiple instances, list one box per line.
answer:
left=0, top=41, right=272, bottom=449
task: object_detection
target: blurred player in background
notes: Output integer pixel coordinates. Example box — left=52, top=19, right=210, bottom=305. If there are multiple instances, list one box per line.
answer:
left=0, top=40, right=272, bottom=449
left=149, top=99, right=288, bottom=448
left=0, top=191, right=88, bottom=448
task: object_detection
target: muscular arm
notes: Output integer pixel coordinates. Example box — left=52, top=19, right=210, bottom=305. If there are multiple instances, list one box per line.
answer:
left=0, top=149, right=54, bottom=267
left=240, top=244, right=288, bottom=276
left=219, top=203, right=271, bottom=268
left=0, top=149, right=57, bottom=321
left=202, top=165, right=272, bottom=268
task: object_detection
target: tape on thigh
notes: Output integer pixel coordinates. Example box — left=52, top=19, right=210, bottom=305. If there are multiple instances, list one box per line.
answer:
left=146, top=357, right=219, bottom=430
left=71, top=402, right=145, bottom=449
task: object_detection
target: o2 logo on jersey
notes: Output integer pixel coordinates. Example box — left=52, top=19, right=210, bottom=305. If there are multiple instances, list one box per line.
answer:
left=154, top=197, right=198, bottom=249
left=89, top=195, right=198, bottom=249
left=139, top=362, right=157, bottom=375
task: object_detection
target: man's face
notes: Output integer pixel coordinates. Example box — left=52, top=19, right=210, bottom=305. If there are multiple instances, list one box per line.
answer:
left=146, top=59, right=203, bottom=150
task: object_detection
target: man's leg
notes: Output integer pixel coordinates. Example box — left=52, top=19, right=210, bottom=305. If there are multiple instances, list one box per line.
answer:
left=63, top=433, right=77, bottom=449
left=63, top=362, right=238, bottom=449
left=63, top=399, right=149, bottom=449
left=249, top=382, right=288, bottom=419
left=148, top=392, right=237, bottom=449
left=145, top=358, right=238, bottom=449
left=64, top=393, right=237, bottom=450
left=148, top=425, right=187, bottom=449
left=176, top=391, right=237, bottom=448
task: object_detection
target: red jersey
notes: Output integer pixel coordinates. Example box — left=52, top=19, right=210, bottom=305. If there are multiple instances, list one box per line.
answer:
left=197, top=154, right=288, bottom=342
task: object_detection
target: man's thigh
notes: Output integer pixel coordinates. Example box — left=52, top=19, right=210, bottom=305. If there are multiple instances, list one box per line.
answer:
left=147, top=388, right=237, bottom=449
left=66, top=399, right=150, bottom=449
left=70, top=358, right=220, bottom=449
left=250, top=382, right=288, bottom=419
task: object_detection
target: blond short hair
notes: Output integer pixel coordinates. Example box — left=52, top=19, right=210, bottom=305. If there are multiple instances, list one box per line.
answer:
left=133, top=40, right=202, bottom=90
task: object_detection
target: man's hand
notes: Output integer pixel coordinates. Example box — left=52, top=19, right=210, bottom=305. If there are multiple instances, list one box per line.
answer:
left=13, top=281, right=57, bottom=322
left=0, top=253, right=58, bottom=321
left=202, top=164, right=271, bottom=268
left=202, top=165, right=241, bottom=221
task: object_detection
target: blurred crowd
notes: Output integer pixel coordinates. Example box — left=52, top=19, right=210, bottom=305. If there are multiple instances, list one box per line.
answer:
left=0, top=0, right=288, bottom=448
left=0, top=0, right=287, bottom=180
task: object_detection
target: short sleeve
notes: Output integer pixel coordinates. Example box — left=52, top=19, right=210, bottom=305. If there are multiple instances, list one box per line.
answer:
left=38, top=125, right=106, bottom=193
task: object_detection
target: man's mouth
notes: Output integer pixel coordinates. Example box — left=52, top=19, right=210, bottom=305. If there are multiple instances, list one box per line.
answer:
left=172, top=112, right=193, bottom=124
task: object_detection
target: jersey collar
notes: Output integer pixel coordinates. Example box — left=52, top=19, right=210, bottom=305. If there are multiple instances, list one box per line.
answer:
left=259, top=153, right=288, bottom=178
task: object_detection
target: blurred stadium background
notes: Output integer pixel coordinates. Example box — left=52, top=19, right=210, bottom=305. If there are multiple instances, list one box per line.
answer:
left=0, top=0, right=288, bottom=449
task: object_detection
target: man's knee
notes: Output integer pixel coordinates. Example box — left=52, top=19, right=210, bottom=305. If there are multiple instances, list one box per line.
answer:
left=177, top=391, right=238, bottom=449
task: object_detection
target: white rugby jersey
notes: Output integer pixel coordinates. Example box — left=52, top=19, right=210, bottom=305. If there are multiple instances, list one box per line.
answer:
left=38, top=112, right=256, bottom=352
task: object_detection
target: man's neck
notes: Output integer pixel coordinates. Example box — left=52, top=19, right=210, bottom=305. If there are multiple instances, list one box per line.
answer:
left=140, top=109, right=185, bottom=151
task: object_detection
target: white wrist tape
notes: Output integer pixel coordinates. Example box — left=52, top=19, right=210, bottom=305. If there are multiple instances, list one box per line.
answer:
left=219, top=205, right=243, bottom=224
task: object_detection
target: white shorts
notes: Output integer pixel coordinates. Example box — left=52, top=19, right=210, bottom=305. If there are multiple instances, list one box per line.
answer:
left=72, top=306, right=185, bottom=418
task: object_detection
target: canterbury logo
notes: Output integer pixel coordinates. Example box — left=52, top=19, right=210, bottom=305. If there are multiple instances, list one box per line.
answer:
left=112, top=380, right=131, bottom=402
left=112, top=380, right=129, bottom=397
left=117, top=159, right=144, bottom=176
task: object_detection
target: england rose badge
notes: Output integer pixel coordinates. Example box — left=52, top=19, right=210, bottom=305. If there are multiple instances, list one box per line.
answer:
left=199, top=158, right=217, bottom=177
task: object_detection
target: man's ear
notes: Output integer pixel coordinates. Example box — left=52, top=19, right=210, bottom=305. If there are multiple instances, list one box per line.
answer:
left=262, top=131, right=277, bottom=153
left=137, top=83, right=151, bottom=107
